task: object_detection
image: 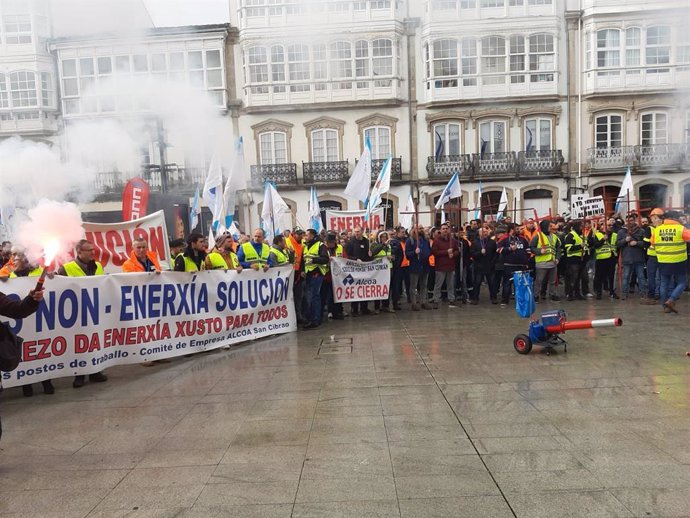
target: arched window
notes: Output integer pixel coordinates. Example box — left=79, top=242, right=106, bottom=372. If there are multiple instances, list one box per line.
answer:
left=593, top=185, right=619, bottom=216
left=479, top=119, right=506, bottom=154
left=319, top=199, right=343, bottom=229
left=433, top=194, right=462, bottom=227
left=433, top=121, right=463, bottom=157
left=524, top=117, right=552, bottom=151
left=595, top=114, right=623, bottom=149
left=311, top=128, right=339, bottom=162
left=259, top=131, right=287, bottom=164
left=364, top=126, right=391, bottom=160
left=9, top=71, right=37, bottom=107
left=523, top=188, right=553, bottom=218
left=597, top=29, right=620, bottom=68
left=639, top=184, right=667, bottom=212
left=640, top=112, right=667, bottom=146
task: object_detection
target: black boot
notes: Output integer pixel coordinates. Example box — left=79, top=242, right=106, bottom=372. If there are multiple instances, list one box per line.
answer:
left=22, top=385, right=33, bottom=397
left=42, top=380, right=55, bottom=395
left=73, top=375, right=86, bottom=388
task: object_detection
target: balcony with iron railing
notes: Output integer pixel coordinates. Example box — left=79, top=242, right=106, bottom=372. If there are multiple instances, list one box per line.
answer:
left=94, top=165, right=208, bottom=197
left=371, top=157, right=403, bottom=181
left=250, top=163, right=299, bottom=187
left=302, top=160, right=349, bottom=184
left=426, top=150, right=564, bottom=180
left=588, top=144, right=687, bottom=173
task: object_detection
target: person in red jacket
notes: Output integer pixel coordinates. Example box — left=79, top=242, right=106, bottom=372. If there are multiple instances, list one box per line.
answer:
left=122, top=238, right=162, bottom=273
left=431, top=223, right=460, bottom=308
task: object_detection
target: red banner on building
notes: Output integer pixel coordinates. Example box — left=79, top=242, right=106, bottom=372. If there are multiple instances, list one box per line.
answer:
left=122, top=177, right=150, bottom=221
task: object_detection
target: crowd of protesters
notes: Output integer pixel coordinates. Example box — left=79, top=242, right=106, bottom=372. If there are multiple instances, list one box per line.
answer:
left=1, top=207, right=689, bottom=398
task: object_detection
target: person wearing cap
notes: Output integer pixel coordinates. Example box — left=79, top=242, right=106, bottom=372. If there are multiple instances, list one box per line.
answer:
left=303, top=228, right=329, bottom=328
left=651, top=210, right=690, bottom=313
left=269, top=235, right=290, bottom=267
left=641, top=208, right=664, bottom=304
left=616, top=212, right=647, bottom=300
left=238, top=228, right=272, bottom=271
left=205, top=233, right=242, bottom=271
left=323, top=232, right=344, bottom=320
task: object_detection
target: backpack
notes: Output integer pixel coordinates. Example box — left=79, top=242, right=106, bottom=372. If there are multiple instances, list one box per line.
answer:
left=0, top=322, right=23, bottom=372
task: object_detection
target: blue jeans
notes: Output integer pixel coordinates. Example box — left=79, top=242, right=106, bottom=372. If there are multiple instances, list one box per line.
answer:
left=660, top=271, right=688, bottom=303
left=622, top=262, right=646, bottom=297
left=646, top=256, right=660, bottom=299
left=306, top=274, right=324, bottom=325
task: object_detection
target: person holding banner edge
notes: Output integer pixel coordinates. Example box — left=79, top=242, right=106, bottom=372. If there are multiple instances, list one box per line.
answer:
left=58, top=239, right=108, bottom=388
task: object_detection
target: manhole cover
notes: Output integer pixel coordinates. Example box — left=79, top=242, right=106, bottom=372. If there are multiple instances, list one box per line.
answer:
left=317, top=346, right=353, bottom=355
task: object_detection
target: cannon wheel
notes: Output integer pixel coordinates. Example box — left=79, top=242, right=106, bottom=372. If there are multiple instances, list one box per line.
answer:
left=514, top=334, right=532, bottom=354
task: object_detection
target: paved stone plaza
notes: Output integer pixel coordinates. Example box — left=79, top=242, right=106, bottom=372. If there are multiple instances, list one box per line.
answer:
left=1, top=299, right=689, bottom=517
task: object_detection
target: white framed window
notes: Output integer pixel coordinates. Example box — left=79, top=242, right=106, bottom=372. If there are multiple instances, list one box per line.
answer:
left=481, top=0, right=504, bottom=6
left=355, top=40, right=369, bottom=88
left=205, top=49, right=223, bottom=104
left=259, top=131, right=287, bottom=164
left=509, top=35, right=525, bottom=83
left=432, top=39, right=458, bottom=87
left=287, top=44, right=309, bottom=92
left=0, top=74, right=8, bottom=108
left=433, top=122, right=462, bottom=157
left=585, top=31, right=591, bottom=70
left=528, top=0, right=551, bottom=4
left=40, top=72, right=52, bottom=107
left=461, top=38, right=477, bottom=86
left=312, top=44, right=327, bottom=90
left=247, top=46, right=269, bottom=93
left=479, top=120, right=506, bottom=154
left=330, top=41, right=353, bottom=89
left=525, top=118, right=552, bottom=151
left=364, top=126, right=391, bottom=159
left=481, top=36, right=506, bottom=85
left=372, top=38, right=393, bottom=87
left=312, top=129, right=339, bottom=162
left=597, top=29, right=620, bottom=68
left=595, top=114, right=623, bottom=148
left=432, top=0, right=458, bottom=9
left=4, top=14, right=32, bottom=44
left=9, top=71, right=37, bottom=107
left=529, top=34, right=554, bottom=81
left=270, top=45, right=285, bottom=92
left=640, top=112, right=667, bottom=146
left=625, top=27, right=641, bottom=66
left=646, top=25, right=670, bottom=66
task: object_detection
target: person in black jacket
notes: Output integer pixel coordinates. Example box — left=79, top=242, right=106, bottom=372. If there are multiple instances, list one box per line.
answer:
left=389, top=227, right=406, bottom=309
left=470, top=226, right=498, bottom=304
left=1, top=286, right=44, bottom=441
left=345, top=226, right=371, bottom=316
left=496, top=223, right=531, bottom=307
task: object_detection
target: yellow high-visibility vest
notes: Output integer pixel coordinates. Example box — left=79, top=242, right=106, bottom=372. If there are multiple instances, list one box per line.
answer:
left=269, top=247, right=289, bottom=265
left=594, top=231, right=617, bottom=260
left=304, top=242, right=328, bottom=275
left=535, top=233, right=558, bottom=263
left=63, top=261, right=105, bottom=276
left=653, top=224, right=688, bottom=264
left=565, top=230, right=583, bottom=258
left=241, top=242, right=270, bottom=266
left=207, top=251, right=238, bottom=269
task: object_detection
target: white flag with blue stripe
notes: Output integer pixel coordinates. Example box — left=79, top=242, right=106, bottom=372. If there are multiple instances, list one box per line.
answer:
left=308, top=185, right=321, bottom=231
left=365, top=155, right=391, bottom=221
left=614, top=166, right=633, bottom=215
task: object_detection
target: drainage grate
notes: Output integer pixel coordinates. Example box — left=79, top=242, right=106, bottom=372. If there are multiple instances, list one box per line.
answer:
left=319, top=337, right=353, bottom=346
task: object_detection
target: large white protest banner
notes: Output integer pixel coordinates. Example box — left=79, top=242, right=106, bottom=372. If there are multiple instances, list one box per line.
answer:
left=0, top=267, right=296, bottom=387
left=329, top=257, right=390, bottom=303
left=83, top=211, right=171, bottom=274
left=325, top=209, right=384, bottom=232
left=571, top=195, right=606, bottom=220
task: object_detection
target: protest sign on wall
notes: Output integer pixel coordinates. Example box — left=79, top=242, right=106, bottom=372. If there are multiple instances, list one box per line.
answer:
left=325, top=209, right=384, bottom=232
left=0, top=267, right=296, bottom=387
left=83, top=211, right=170, bottom=273
left=571, top=195, right=606, bottom=219
left=329, top=257, right=390, bottom=303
